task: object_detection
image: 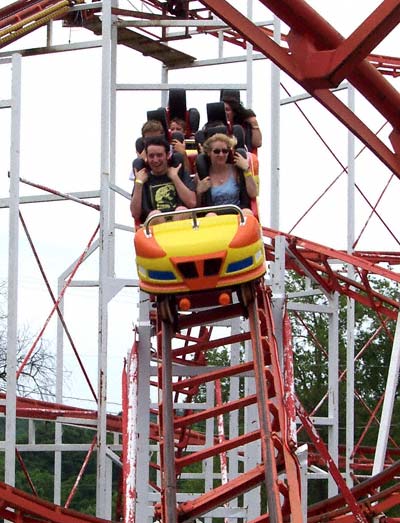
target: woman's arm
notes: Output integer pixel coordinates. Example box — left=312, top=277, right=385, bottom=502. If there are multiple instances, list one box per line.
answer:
left=245, top=115, right=262, bottom=148
left=243, top=170, right=258, bottom=199
left=233, top=151, right=258, bottom=199
left=195, top=174, right=212, bottom=206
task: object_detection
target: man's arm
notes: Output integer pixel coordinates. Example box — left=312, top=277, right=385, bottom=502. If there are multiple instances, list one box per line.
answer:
left=171, top=139, right=191, bottom=173
left=168, top=164, right=196, bottom=208
left=130, top=167, right=148, bottom=220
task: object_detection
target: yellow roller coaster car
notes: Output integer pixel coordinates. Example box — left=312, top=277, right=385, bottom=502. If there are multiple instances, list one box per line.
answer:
left=134, top=205, right=266, bottom=294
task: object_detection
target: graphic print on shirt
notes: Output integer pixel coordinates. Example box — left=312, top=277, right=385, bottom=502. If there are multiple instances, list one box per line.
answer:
left=150, top=181, right=177, bottom=212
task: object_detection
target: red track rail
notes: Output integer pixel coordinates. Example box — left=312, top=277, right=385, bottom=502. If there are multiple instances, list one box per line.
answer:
left=0, top=0, right=78, bottom=48
left=2, top=228, right=400, bottom=521
left=0, top=481, right=110, bottom=523
left=149, top=282, right=302, bottom=522
left=263, top=227, right=400, bottom=319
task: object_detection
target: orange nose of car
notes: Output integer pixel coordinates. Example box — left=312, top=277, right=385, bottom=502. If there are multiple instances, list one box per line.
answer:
left=171, top=251, right=226, bottom=291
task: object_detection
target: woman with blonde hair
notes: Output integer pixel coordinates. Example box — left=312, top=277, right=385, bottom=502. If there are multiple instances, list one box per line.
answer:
left=195, top=133, right=257, bottom=215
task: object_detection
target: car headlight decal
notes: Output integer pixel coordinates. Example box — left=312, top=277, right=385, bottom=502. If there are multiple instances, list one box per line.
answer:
left=226, top=256, right=253, bottom=273
left=137, top=265, right=147, bottom=277
left=148, top=270, right=176, bottom=281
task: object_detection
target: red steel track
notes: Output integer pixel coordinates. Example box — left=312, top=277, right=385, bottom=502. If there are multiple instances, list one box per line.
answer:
left=120, top=230, right=400, bottom=522
left=1, top=227, right=400, bottom=520
left=0, top=0, right=79, bottom=47
left=0, top=482, right=110, bottom=523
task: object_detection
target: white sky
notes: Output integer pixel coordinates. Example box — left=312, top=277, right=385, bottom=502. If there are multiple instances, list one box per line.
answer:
left=0, top=0, right=399, bottom=410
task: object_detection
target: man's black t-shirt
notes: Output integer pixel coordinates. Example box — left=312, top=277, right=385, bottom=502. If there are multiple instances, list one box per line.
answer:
left=139, top=170, right=194, bottom=223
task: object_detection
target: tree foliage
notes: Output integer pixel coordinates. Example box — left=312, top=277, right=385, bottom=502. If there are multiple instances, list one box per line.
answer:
left=0, top=420, right=113, bottom=516
left=0, top=281, right=118, bottom=516
left=287, top=271, right=400, bottom=446
left=0, top=281, right=55, bottom=399
left=1, top=274, right=399, bottom=515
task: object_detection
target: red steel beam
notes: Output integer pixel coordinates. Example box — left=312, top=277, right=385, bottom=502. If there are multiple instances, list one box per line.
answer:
left=173, top=394, right=257, bottom=429
left=177, top=464, right=265, bottom=522
left=261, top=0, right=400, bottom=158
left=369, top=53, right=400, bottom=76
left=0, top=0, right=58, bottom=29
left=310, top=87, right=400, bottom=178
left=287, top=0, right=400, bottom=87
left=0, top=481, right=110, bottom=523
left=263, top=227, right=400, bottom=284
left=0, top=393, right=122, bottom=432
left=307, top=460, right=400, bottom=519
left=175, top=430, right=261, bottom=469
left=172, top=360, right=254, bottom=392
left=0, top=0, right=33, bottom=21
left=260, top=23, right=400, bottom=77
left=201, top=0, right=400, bottom=177
left=171, top=331, right=251, bottom=358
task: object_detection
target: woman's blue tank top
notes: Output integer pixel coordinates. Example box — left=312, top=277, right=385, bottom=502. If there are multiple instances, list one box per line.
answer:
left=210, top=173, right=240, bottom=207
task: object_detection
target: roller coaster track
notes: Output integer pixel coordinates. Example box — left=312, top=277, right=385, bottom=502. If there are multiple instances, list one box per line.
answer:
left=2, top=1, right=400, bottom=76
left=0, top=0, right=81, bottom=48
left=1, top=228, right=400, bottom=521
left=0, top=481, right=110, bottom=523
left=262, top=228, right=400, bottom=319
left=121, top=280, right=302, bottom=523
left=149, top=280, right=303, bottom=523
left=119, top=229, right=400, bottom=523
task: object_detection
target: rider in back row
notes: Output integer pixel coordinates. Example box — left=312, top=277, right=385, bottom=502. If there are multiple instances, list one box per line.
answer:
left=129, top=89, right=263, bottom=225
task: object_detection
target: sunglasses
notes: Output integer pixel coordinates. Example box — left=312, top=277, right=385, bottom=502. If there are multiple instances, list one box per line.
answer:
left=211, top=148, right=230, bottom=155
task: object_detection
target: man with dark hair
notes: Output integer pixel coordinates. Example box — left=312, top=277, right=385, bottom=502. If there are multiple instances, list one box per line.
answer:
left=129, top=119, right=166, bottom=181
left=130, top=136, right=196, bottom=224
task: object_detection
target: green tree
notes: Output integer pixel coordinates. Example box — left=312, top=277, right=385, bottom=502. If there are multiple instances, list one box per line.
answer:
left=288, top=272, right=399, bottom=442
left=287, top=271, right=400, bottom=507
left=0, top=281, right=55, bottom=399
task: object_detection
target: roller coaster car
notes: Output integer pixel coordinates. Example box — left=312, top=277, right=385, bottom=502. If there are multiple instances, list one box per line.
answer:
left=134, top=205, right=266, bottom=295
